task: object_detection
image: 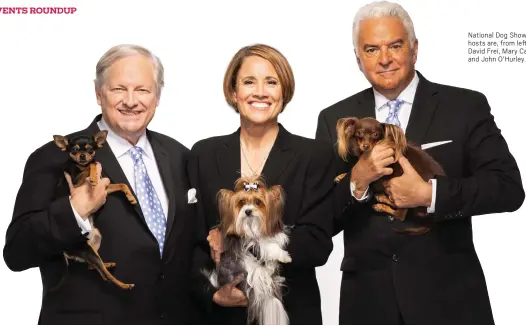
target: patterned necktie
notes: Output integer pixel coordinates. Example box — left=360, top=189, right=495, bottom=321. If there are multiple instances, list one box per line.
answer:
left=385, top=99, right=404, bottom=127
left=129, top=146, right=166, bottom=257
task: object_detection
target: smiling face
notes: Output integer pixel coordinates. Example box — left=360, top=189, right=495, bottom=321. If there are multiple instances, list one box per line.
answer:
left=355, top=16, right=418, bottom=98
left=95, top=54, right=159, bottom=144
left=232, top=56, right=283, bottom=126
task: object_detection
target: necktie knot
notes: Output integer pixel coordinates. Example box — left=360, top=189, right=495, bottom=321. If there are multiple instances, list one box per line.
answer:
left=129, top=146, right=144, bottom=162
left=385, top=99, right=403, bottom=127
left=387, top=99, right=403, bottom=113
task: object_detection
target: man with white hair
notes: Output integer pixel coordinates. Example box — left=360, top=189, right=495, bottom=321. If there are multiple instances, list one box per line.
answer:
left=4, top=44, right=198, bottom=324
left=316, top=1, right=523, bottom=324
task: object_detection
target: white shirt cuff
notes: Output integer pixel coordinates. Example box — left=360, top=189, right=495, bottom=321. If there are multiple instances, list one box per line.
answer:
left=350, top=184, right=370, bottom=202
left=69, top=196, right=92, bottom=234
left=427, top=179, right=437, bottom=214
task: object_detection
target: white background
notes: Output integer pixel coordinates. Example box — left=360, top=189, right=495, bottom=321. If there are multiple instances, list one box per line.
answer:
left=1, top=0, right=525, bottom=324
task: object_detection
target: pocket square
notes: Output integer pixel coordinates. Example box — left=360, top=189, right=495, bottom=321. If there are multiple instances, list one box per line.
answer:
left=421, top=140, right=452, bottom=150
left=187, top=188, right=197, bottom=204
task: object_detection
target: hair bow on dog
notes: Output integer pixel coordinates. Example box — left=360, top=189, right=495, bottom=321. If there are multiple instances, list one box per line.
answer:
left=244, top=181, right=259, bottom=191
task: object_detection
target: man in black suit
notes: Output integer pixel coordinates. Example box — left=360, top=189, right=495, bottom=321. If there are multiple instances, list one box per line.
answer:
left=4, top=44, right=198, bottom=324
left=315, top=1, right=524, bottom=324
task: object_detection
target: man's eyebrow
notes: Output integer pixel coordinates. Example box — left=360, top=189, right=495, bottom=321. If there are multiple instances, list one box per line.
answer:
left=363, top=39, right=404, bottom=49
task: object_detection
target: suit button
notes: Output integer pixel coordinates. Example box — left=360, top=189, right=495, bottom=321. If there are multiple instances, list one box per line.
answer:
left=388, top=215, right=394, bottom=222
left=159, top=273, right=165, bottom=280
left=392, top=254, right=399, bottom=262
left=160, top=313, right=165, bottom=319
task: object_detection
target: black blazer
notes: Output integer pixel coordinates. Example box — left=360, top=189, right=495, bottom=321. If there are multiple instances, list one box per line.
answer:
left=189, top=124, right=335, bottom=325
left=316, top=71, right=525, bottom=325
left=3, top=115, right=199, bottom=324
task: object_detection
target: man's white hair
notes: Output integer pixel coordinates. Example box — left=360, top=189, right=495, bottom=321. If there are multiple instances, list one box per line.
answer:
left=353, top=1, right=417, bottom=50
left=94, top=44, right=165, bottom=98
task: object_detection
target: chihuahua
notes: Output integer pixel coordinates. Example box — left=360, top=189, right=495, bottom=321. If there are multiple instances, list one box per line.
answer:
left=335, top=117, right=445, bottom=235
left=52, top=130, right=136, bottom=290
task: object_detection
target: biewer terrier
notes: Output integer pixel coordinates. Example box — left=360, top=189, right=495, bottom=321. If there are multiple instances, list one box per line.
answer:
left=203, top=175, right=291, bottom=325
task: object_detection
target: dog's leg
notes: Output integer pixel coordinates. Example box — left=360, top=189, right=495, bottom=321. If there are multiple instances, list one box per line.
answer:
left=375, top=194, right=395, bottom=206
left=334, top=173, right=347, bottom=184
left=260, top=235, right=292, bottom=263
left=83, top=243, right=134, bottom=290
left=107, top=184, right=138, bottom=205
left=89, top=162, right=98, bottom=186
left=372, top=203, right=397, bottom=216
left=88, top=262, right=116, bottom=270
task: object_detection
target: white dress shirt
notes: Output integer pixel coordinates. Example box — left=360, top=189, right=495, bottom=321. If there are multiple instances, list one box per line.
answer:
left=71, top=117, right=169, bottom=234
left=351, top=73, right=437, bottom=213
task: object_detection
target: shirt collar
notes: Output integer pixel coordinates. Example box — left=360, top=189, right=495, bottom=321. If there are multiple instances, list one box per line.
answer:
left=96, top=117, right=153, bottom=160
left=373, top=72, right=420, bottom=110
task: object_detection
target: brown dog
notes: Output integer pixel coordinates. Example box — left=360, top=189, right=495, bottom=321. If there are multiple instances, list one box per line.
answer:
left=52, top=130, right=136, bottom=290
left=335, top=117, right=445, bottom=235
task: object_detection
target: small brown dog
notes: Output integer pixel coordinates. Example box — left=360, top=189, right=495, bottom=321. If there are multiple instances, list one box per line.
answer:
left=335, top=117, right=445, bottom=235
left=52, top=130, right=136, bottom=290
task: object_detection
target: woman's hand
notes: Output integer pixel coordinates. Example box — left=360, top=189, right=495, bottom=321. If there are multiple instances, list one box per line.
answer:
left=207, top=228, right=223, bottom=264
left=212, top=276, right=248, bottom=307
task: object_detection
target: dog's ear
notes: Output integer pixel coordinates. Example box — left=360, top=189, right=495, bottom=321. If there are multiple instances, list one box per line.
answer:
left=382, top=123, right=407, bottom=161
left=216, top=189, right=235, bottom=235
left=336, top=117, right=358, bottom=162
left=267, top=185, right=286, bottom=234
left=53, top=135, right=68, bottom=151
left=94, top=130, right=108, bottom=148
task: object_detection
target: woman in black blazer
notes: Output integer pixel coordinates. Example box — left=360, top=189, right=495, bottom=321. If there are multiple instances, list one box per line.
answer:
left=189, top=44, right=336, bottom=324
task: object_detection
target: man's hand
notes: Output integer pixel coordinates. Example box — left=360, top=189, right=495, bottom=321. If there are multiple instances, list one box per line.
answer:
left=67, top=162, right=111, bottom=218
left=207, top=228, right=223, bottom=264
left=384, top=156, right=432, bottom=209
left=212, top=276, right=248, bottom=307
left=351, top=143, right=396, bottom=197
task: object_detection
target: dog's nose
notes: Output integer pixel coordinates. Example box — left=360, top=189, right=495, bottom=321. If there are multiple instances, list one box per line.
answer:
left=245, top=208, right=252, bottom=216
left=363, top=144, right=369, bottom=150
left=80, top=153, right=86, bottom=160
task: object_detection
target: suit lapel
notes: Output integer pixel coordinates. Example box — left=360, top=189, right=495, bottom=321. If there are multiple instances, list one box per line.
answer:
left=216, top=130, right=242, bottom=189
left=354, top=88, right=376, bottom=119
left=404, top=71, right=439, bottom=145
left=148, top=132, right=178, bottom=242
left=260, top=124, right=296, bottom=185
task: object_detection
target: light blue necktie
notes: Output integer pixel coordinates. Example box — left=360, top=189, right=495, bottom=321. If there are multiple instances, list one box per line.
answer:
left=385, top=99, right=404, bottom=127
left=129, top=146, right=166, bottom=257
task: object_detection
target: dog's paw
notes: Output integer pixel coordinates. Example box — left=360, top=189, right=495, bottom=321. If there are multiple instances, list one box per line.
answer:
left=128, top=195, right=138, bottom=205
left=373, top=203, right=396, bottom=215
left=278, top=251, right=292, bottom=263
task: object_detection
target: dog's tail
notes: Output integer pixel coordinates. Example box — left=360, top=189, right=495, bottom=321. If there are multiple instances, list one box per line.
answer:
left=261, top=297, right=289, bottom=325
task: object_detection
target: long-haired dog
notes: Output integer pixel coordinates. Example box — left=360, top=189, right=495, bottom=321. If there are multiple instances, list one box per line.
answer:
left=335, top=117, right=445, bottom=235
left=202, top=175, right=291, bottom=325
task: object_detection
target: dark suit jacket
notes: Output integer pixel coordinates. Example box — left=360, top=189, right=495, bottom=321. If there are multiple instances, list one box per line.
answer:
left=315, top=71, right=524, bottom=325
left=3, top=115, right=199, bottom=324
left=188, top=124, right=334, bottom=325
